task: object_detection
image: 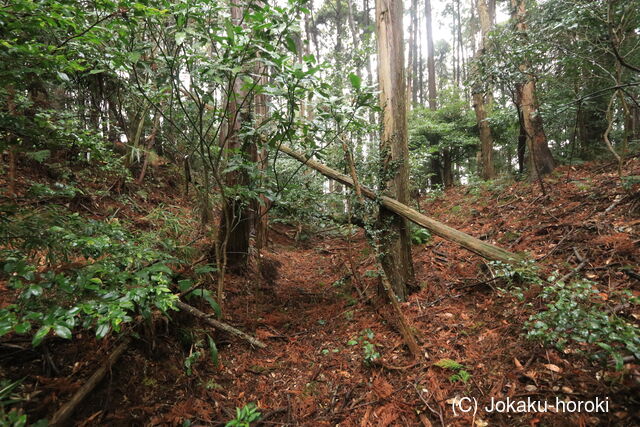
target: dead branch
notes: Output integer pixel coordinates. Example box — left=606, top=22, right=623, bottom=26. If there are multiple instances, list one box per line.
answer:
left=50, top=337, right=131, bottom=426
left=379, top=272, right=422, bottom=359
left=558, top=248, right=587, bottom=283
left=176, top=300, right=266, bottom=348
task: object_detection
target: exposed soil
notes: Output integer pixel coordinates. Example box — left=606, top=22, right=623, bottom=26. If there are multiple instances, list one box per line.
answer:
left=2, top=158, right=639, bottom=426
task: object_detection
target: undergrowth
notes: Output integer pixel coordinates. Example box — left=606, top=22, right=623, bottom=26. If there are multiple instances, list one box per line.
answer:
left=0, top=203, right=182, bottom=346
left=490, top=260, right=640, bottom=370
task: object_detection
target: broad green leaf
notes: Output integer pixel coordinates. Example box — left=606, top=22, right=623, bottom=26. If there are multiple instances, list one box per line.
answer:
left=348, top=73, right=361, bottom=89
left=54, top=324, right=72, bottom=339
left=14, top=322, right=31, bottom=334
left=96, top=323, right=111, bottom=339
left=32, top=325, right=51, bottom=346
left=285, top=35, right=297, bottom=54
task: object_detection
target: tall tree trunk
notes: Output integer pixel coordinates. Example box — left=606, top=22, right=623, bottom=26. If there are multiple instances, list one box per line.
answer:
left=472, top=0, right=495, bottom=180
left=425, top=0, right=437, bottom=110
left=254, top=46, right=270, bottom=251
left=488, top=0, right=496, bottom=23
left=511, top=0, right=555, bottom=178
left=411, top=0, right=419, bottom=105
left=443, top=149, right=454, bottom=187
left=375, top=0, right=415, bottom=300
left=515, top=86, right=527, bottom=174
left=455, top=0, right=466, bottom=85
left=424, top=0, right=441, bottom=187
left=346, top=0, right=360, bottom=53
left=417, top=12, right=424, bottom=104
left=406, top=0, right=417, bottom=110
left=335, top=0, right=343, bottom=55
left=218, top=4, right=253, bottom=272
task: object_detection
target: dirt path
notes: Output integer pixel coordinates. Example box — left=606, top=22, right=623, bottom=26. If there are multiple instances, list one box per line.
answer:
left=12, top=161, right=638, bottom=426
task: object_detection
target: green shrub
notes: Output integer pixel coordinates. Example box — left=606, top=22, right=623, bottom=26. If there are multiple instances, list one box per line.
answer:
left=0, top=206, right=180, bottom=346
left=526, top=279, right=639, bottom=370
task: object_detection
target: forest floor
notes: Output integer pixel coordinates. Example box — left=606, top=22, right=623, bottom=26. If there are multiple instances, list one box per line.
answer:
left=2, top=158, right=640, bottom=426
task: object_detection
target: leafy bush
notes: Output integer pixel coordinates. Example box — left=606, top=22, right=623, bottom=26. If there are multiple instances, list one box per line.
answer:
left=526, top=279, right=640, bottom=370
left=0, top=206, right=180, bottom=346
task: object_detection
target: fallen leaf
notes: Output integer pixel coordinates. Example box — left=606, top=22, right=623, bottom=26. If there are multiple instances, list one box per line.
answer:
left=543, top=363, right=562, bottom=373
left=514, top=358, right=524, bottom=371
left=373, top=377, right=394, bottom=399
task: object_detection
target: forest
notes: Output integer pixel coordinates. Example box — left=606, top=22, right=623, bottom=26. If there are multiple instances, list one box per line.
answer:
left=1, top=0, right=639, bottom=425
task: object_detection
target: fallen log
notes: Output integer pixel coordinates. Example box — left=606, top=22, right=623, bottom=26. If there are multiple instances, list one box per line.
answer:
left=50, top=337, right=131, bottom=426
left=176, top=301, right=266, bottom=348
left=277, top=144, right=522, bottom=264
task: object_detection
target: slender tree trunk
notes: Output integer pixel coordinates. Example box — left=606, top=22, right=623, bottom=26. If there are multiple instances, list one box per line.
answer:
left=417, top=12, right=424, bottom=104
left=136, top=112, right=160, bottom=185
left=336, top=0, right=343, bottom=55
left=473, top=0, right=495, bottom=180
left=411, top=0, right=419, bottom=105
left=375, top=0, right=415, bottom=300
left=488, top=0, right=496, bottom=23
left=254, top=48, right=269, bottom=251
left=511, top=0, right=555, bottom=178
left=456, top=0, right=466, bottom=85
left=424, top=0, right=441, bottom=187
left=425, top=0, right=437, bottom=110
left=218, top=4, right=253, bottom=272
left=443, top=149, right=454, bottom=187
left=515, top=87, right=527, bottom=174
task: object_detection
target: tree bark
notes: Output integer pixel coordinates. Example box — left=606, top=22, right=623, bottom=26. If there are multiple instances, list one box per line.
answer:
left=424, top=0, right=442, bottom=189
left=411, top=0, right=419, bottom=105
left=375, top=0, right=415, bottom=300
left=511, top=0, right=555, bottom=178
left=254, top=47, right=269, bottom=251
left=425, top=0, right=437, bottom=110
left=472, top=0, right=495, bottom=180
left=218, top=4, right=253, bottom=272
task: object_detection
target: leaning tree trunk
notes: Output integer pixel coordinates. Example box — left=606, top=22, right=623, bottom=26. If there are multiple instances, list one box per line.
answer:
left=375, top=0, right=415, bottom=300
left=277, top=144, right=521, bottom=264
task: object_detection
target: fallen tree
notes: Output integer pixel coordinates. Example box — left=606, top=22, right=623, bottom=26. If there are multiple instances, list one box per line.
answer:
left=277, top=144, right=521, bottom=264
